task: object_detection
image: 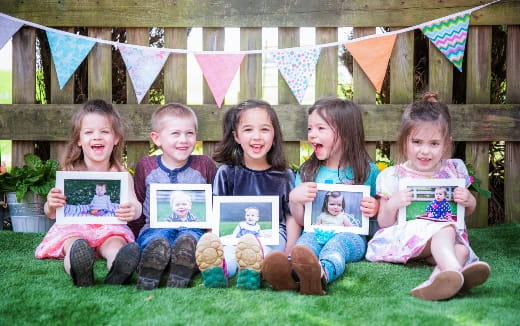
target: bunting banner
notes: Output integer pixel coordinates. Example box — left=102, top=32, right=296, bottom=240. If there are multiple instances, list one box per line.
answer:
left=421, top=13, right=470, bottom=72
left=0, top=14, right=23, bottom=50
left=0, top=1, right=502, bottom=98
left=272, top=48, right=321, bottom=103
left=194, top=53, right=245, bottom=108
left=344, top=34, right=397, bottom=93
left=46, top=31, right=96, bottom=89
left=118, top=46, right=169, bottom=103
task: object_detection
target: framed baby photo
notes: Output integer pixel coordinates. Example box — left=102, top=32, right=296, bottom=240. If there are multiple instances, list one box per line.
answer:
left=149, top=183, right=214, bottom=229
left=304, top=184, right=370, bottom=235
left=398, top=178, right=466, bottom=229
left=213, top=196, right=279, bottom=246
left=56, top=171, right=129, bottom=224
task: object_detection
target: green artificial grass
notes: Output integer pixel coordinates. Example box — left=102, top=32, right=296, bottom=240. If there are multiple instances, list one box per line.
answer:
left=1, top=223, right=519, bottom=326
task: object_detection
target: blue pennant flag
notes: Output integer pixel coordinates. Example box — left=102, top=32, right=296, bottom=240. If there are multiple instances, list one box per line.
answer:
left=46, top=31, right=96, bottom=89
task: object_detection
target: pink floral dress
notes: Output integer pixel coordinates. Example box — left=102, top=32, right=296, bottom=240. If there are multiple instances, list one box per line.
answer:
left=365, top=159, right=478, bottom=265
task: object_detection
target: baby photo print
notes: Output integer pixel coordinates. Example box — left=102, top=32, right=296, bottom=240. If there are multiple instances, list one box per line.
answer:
left=55, top=171, right=129, bottom=224
left=213, top=195, right=279, bottom=246
left=304, top=183, right=370, bottom=235
left=149, top=183, right=213, bottom=229
left=398, top=178, right=466, bottom=229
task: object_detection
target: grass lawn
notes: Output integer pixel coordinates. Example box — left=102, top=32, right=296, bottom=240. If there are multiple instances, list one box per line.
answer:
left=1, top=223, right=519, bottom=325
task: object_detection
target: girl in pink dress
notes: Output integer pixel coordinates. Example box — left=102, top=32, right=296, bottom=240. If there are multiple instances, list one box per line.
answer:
left=365, top=93, right=490, bottom=301
left=35, top=99, right=142, bottom=287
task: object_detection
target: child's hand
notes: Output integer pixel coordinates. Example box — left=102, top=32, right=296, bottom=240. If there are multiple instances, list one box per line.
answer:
left=115, top=203, right=136, bottom=222
left=289, top=182, right=317, bottom=205
left=45, top=188, right=66, bottom=219
left=360, top=196, right=379, bottom=217
left=388, top=188, right=412, bottom=211
left=453, top=187, right=476, bottom=208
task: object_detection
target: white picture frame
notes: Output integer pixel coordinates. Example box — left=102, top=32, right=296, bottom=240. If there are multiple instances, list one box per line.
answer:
left=304, top=183, right=370, bottom=235
left=398, top=178, right=466, bottom=229
left=56, top=171, right=129, bottom=224
left=150, top=183, right=214, bottom=229
left=213, top=195, right=279, bottom=246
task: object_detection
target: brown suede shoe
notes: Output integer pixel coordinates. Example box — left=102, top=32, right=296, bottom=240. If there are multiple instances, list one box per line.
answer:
left=262, top=250, right=299, bottom=291
left=410, top=270, right=463, bottom=301
left=291, top=245, right=325, bottom=295
left=460, top=261, right=490, bottom=292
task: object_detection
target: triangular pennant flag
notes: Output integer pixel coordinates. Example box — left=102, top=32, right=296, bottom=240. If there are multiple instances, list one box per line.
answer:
left=46, top=31, right=96, bottom=89
left=421, top=13, right=470, bottom=72
left=0, top=15, right=23, bottom=50
left=272, top=48, right=321, bottom=103
left=194, top=53, right=245, bottom=108
left=344, top=34, right=396, bottom=93
left=118, top=46, right=169, bottom=103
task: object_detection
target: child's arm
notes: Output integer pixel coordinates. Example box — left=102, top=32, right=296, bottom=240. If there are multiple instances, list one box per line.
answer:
left=288, top=182, right=317, bottom=225
left=284, top=215, right=301, bottom=256
left=453, top=187, right=477, bottom=215
left=44, top=188, right=66, bottom=219
left=377, top=188, right=412, bottom=228
left=232, top=223, right=241, bottom=237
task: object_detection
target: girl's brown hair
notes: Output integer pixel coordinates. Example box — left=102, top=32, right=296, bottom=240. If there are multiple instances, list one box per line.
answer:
left=396, top=92, right=453, bottom=163
left=212, top=99, right=287, bottom=171
left=299, top=97, right=372, bottom=184
left=61, top=99, right=125, bottom=171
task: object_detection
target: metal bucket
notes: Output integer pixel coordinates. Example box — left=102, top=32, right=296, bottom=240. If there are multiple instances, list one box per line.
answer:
left=6, top=192, right=54, bottom=233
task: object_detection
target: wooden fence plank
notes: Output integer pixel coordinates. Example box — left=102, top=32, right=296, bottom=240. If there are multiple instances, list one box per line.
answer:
left=315, top=27, right=338, bottom=98
left=1, top=104, right=518, bottom=142
left=428, top=41, right=454, bottom=103
left=49, top=27, right=74, bottom=163
left=87, top=28, right=112, bottom=100
left=505, top=25, right=520, bottom=223
left=164, top=28, right=188, bottom=103
left=465, top=26, right=492, bottom=228
left=5, top=0, right=519, bottom=27
left=202, top=28, right=225, bottom=157
left=278, top=27, right=301, bottom=168
left=353, top=28, right=378, bottom=160
left=239, top=28, right=262, bottom=100
left=11, top=27, right=36, bottom=167
left=125, top=28, right=151, bottom=171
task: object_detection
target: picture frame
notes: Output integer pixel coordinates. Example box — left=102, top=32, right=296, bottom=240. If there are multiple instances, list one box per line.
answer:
left=398, top=178, right=466, bottom=229
left=56, top=171, right=129, bottom=224
left=213, top=196, right=279, bottom=246
left=304, top=184, right=370, bottom=235
left=150, top=183, right=213, bottom=229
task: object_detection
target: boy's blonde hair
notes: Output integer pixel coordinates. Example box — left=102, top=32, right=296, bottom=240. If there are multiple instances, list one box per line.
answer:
left=151, top=103, right=198, bottom=132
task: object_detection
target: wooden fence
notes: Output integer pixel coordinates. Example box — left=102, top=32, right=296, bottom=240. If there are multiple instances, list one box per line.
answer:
left=1, top=0, right=519, bottom=227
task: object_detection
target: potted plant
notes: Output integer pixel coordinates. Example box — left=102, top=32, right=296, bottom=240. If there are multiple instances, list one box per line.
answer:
left=0, top=153, right=59, bottom=232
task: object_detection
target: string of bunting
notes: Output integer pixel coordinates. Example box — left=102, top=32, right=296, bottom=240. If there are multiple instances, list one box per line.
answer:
left=0, top=0, right=501, bottom=106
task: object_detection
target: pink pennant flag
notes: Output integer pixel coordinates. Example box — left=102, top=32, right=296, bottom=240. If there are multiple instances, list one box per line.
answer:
left=272, top=48, right=321, bottom=103
left=194, top=53, right=245, bottom=108
left=118, top=46, right=169, bottom=104
left=0, top=14, right=23, bottom=50
left=344, top=34, right=396, bottom=93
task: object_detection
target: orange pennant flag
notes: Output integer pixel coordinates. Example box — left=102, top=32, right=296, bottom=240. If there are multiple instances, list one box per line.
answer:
left=344, top=34, right=397, bottom=93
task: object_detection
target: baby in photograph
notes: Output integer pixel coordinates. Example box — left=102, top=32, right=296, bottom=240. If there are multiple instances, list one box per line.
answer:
left=316, top=191, right=360, bottom=227
left=419, top=187, right=454, bottom=221
left=89, top=183, right=113, bottom=215
left=232, top=206, right=262, bottom=238
left=167, top=191, right=198, bottom=222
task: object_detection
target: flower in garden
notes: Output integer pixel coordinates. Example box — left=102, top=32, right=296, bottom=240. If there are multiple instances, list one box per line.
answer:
left=0, top=162, right=6, bottom=175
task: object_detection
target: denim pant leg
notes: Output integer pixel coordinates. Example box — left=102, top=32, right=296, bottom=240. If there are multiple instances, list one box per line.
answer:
left=175, top=228, right=205, bottom=244
left=137, top=228, right=173, bottom=249
left=319, top=232, right=367, bottom=283
left=295, top=232, right=323, bottom=258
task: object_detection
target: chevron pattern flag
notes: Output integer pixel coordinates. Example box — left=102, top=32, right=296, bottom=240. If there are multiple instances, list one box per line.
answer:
left=421, top=13, right=470, bottom=72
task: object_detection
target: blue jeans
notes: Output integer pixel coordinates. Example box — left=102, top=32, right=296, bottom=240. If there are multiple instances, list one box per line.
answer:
left=296, top=232, right=366, bottom=283
left=137, top=228, right=204, bottom=249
